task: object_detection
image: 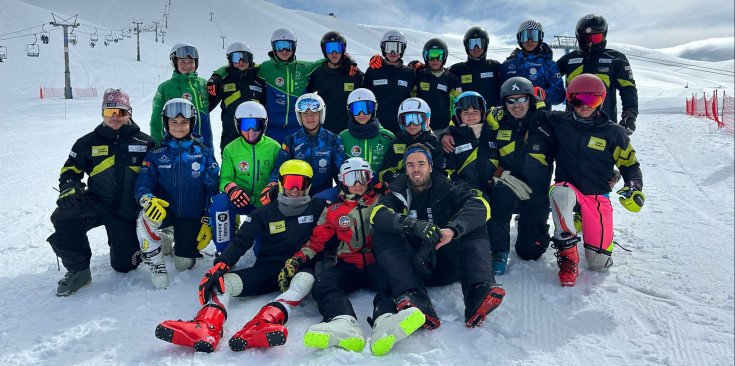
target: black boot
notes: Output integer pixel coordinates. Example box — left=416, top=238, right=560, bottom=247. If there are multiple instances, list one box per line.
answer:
left=395, top=288, right=440, bottom=330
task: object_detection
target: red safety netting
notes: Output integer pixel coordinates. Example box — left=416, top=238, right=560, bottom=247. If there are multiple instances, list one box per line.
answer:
left=686, top=90, right=734, bottom=133
left=40, top=87, right=98, bottom=99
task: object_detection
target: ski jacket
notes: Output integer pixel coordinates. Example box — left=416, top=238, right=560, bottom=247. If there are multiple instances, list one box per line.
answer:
left=444, top=122, right=500, bottom=194
left=339, top=122, right=395, bottom=173
left=268, top=128, right=346, bottom=193
left=216, top=197, right=329, bottom=266
left=134, top=137, right=220, bottom=219
left=378, top=131, right=445, bottom=184
left=362, top=61, right=417, bottom=134
left=546, top=110, right=643, bottom=195
left=414, top=68, right=463, bottom=131
left=448, top=57, right=503, bottom=108
left=150, top=71, right=212, bottom=147
left=500, top=43, right=566, bottom=107
left=293, top=184, right=388, bottom=269
left=256, top=54, right=324, bottom=130
left=59, top=121, right=155, bottom=220
left=207, top=65, right=267, bottom=149
left=371, top=172, right=490, bottom=240
left=220, top=135, right=280, bottom=207
left=556, top=48, right=638, bottom=122
left=307, top=59, right=364, bottom=134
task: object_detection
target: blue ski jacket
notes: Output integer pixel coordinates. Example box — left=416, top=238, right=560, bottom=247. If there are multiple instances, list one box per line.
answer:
left=501, top=43, right=566, bottom=107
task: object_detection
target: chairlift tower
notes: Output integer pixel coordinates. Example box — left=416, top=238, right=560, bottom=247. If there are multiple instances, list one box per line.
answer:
left=49, top=13, right=79, bottom=99
left=550, top=35, right=579, bottom=54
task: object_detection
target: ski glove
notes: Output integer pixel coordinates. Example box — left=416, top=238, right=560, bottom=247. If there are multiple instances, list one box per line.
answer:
left=617, top=181, right=645, bottom=213
left=224, top=182, right=250, bottom=208
left=198, top=262, right=230, bottom=305
left=492, top=171, right=532, bottom=200
left=369, top=54, right=384, bottom=69
left=403, top=217, right=442, bottom=245
left=415, top=239, right=438, bottom=275
left=534, top=86, right=547, bottom=101
left=278, top=257, right=303, bottom=293
left=620, top=111, right=637, bottom=135
left=206, top=76, right=221, bottom=97
left=196, top=216, right=212, bottom=250
left=408, top=60, right=425, bottom=71
left=259, top=182, right=278, bottom=205
left=57, top=183, right=84, bottom=209
left=140, top=195, right=169, bottom=223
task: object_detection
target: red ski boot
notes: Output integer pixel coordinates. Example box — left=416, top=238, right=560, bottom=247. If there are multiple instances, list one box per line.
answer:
left=229, top=302, right=288, bottom=351
left=464, top=283, right=506, bottom=328
left=155, top=303, right=227, bottom=353
left=553, top=234, right=581, bottom=287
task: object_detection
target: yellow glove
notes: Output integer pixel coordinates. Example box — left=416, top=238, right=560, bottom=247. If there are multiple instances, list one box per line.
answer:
left=140, top=195, right=169, bottom=223
left=278, top=257, right=302, bottom=293
left=196, top=217, right=212, bottom=250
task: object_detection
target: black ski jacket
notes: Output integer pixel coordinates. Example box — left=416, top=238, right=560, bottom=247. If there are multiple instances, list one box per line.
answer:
left=307, top=59, right=364, bottom=134
left=414, top=68, right=462, bottom=131
left=448, top=57, right=503, bottom=108
left=363, top=61, right=416, bottom=135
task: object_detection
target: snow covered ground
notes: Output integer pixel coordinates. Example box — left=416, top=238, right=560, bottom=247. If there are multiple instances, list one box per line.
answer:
left=0, top=0, right=733, bottom=365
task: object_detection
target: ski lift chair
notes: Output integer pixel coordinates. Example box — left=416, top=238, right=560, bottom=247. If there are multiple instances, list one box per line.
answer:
left=41, top=25, right=50, bottom=44
left=69, top=33, right=77, bottom=46
left=27, top=44, right=40, bottom=57
left=0, top=46, right=7, bottom=60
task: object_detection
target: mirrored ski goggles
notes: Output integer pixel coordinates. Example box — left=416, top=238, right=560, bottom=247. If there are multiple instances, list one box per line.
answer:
left=163, top=102, right=196, bottom=119
left=173, top=45, right=199, bottom=59
left=102, top=108, right=129, bottom=117
left=399, top=112, right=427, bottom=127
left=341, top=170, right=371, bottom=186
left=505, top=96, right=530, bottom=105
left=323, top=41, right=346, bottom=54
left=296, top=98, right=323, bottom=113
left=229, top=51, right=253, bottom=64
left=382, top=41, right=405, bottom=55
left=273, top=40, right=295, bottom=52
left=349, top=101, right=375, bottom=116
left=466, top=37, right=486, bottom=50
left=455, top=95, right=485, bottom=112
left=423, top=49, right=446, bottom=61
left=238, top=117, right=266, bottom=132
left=280, top=174, right=311, bottom=191
left=578, top=33, right=604, bottom=45
left=568, top=93, right=604, bottom=108
left=517, top=29, right=542, bottom=42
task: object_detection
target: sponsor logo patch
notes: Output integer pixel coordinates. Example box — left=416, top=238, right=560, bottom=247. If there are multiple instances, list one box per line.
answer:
left=344, top=83, right=355, bottom=92
left=480, top=72, right=493, bottom=78
left=461, top=74, right=473, bottom=83
left=455, top=142, right=473, bottom=154
left=338, top=216, right=350, bottom=227
left=269, top=220, right=286, bottom=234
left=373, top=79, right=388, bottom=86
left=569, top=58, right=583, bottom=64
left=91, top=146, right=108, bottom=157
left=588, top=136, right=606, bottom=151
left=238, top=161, right=249, bottom=172
left=298, top=215, right=314, bottom=224
left=497, top=130, right=512, bottom=141
left=129, top=145, right=147, bottom=152
left=398, top=80, right=408, bottom=87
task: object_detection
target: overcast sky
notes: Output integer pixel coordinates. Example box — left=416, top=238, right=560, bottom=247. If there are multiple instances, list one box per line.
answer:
left=265, top=0, right=734, bottom=49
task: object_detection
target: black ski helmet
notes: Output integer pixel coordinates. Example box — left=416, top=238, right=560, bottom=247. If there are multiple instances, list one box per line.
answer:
left=576, top=14, right=608, bottom=55
left=320, top=31, right=346, bottom=59
left=463, top=26, right=489, bottom=60
left=422, top=38, right=449, bottom=67
left=500, top=77, right=537, bottom=115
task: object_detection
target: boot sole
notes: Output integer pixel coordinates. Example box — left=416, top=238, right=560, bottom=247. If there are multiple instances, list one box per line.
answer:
left=56, top=279, right=91, bottom=297
left=371, top=310, right=426, bottom=356
left=303, top=332, right=365, bottom=352
left=229, top=330, right=287, bottom=351
left=466, top=287, right=505, bottom=328
left=154, top=324, right=218, bottom=353
left=397, top=300, right=440, bottom=330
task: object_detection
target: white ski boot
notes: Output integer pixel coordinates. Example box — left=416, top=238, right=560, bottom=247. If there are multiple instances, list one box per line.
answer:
left=370, top=307, right=425, bottom=356
left=304, top=315, right=365, bottom=352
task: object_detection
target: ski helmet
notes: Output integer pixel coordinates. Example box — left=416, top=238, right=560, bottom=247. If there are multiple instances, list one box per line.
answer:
left=397, top=97, right=431, bottom=132
left=501, top=77, right=537, bottom=115
left=347, top=88, right=378, bottom=124
left=162, top=98, right=197, bottom=138
left=380, top=30, right=407, bottom=58
left=226, top=41, right=254, bottom=67
left=463, top=26, right=489, bottom=59
left=516, top=20, right=544, bottom=47
left=278, top=159, right=313, bottom=194
left=170, top=42, right=199, bottom=73
left=575, top=14, right=608, bottom=55
left=234, top=101, right=268, bottom=143
left=453, top=91, right=487, bottom=123
left=271, top=28, right=297, bottom=61
left=566, top=73, right=607, bottom=108
left=422, top=38, right=449, bottom=67
left=338, top=157, right=373, bottom=192
left=295, top=92, right=326, bottom=126
left=320, top=31, right=347, bottom=59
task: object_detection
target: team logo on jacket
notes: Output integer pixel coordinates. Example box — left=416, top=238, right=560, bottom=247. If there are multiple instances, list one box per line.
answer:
left=351, top=146, right=362, bottom=156
left=275, top=77, right=285, bottom=87
left=91, top=146, right=108, bottom=157
left=339, top=216, right=350, bottom=227
left=299, top=215, right=314, bottom=224
left=192, top=161, right=201, bottom=177
left=239, top=161, right=250, bottom=172
left=181, top=93, right=192, bottom=101
left=269, top=220, right=286, bottom=234
left=588, top=136, right=606, bottom=151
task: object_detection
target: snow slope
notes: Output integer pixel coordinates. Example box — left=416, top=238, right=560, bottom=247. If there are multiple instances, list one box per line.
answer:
left=0, top=0, right=733, bottom=365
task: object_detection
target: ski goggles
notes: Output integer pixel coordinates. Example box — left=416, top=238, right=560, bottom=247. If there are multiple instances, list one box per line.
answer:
left=341, top=170, right=371, bottom=186
left=578, top=33, right=604, bottom=45
left=323, top=41, right=345, bottom=55
left=423, top=49, right=446, bottom=61
left=399, top=112, right=427, bottom=127
left=505, top=96, right=530, bottom=105
left=296, top=98, right=323, bottom=113
left=229, top=51, right=253, bottom=64
left=349, top=101, right=375, bottom=116
left=455, top=94, right=485, bottom=112
left=163, top=102, right=196, bottom=119
left=172, top=45, right=198, bottom=59
left=382, top=41, right=405, bottom=55
left=517, top=29, right=542, bottom=43
left=273, top=40, right=295, bottom=52
left=238, top=117, right=266, bottom=132
left=102, top=108, right=129, bottom=117
left=568, top=93, right=604, bottom=108
left=466, top=37, right=486, bottom=50
left=280, top=174, right=311, bottom=191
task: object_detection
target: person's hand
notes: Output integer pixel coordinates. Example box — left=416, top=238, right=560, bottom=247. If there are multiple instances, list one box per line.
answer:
left=197, top=216, right=212, bottom=250
left=259, top=182, right=278, bottom=205
left=617, top=181, right=645, bottom=212
left=369, top=54, right=384, bottom=69
left=56, top=183, right=84, bottom=209
left=278, top=257, right=303, bottom=293
left=533, top=86, right=546, bottom=101
left=435, top=228, right=455, bottom=250
left=225, top=182, right=250, bottom=208
left=441, top=134, right=455, bottom=153
left=198, top=262, right=230, bottom=305
left=408, top=60, right=425, bottom=71
left=140, top=195, right=169, bottom=223
left=620, top=111, right=637, bottom=135
left=402, top=217, right=443, bottom=244
left=492, top=171, right=532, bottom=200
left=206, top=77, right=220, bottom=97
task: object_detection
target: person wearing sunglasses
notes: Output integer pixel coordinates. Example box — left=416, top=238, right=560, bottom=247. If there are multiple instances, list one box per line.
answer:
left=49, top=88, right=155, bottom=297
left=156, top=159, right=330, bottom=353
left=207, top=42, right=267, bottom=155
left=307, top=31, right=363, bottom=135
left=545, top=73, right=644, bottom=287
left=134, top=98, right=220, bottom=289
left=257, top=28, right=326, bottom=143
left=150, top=43, right=212, bottom=148
left=379, top=97, right=446, bottom=184
left=500, top=20, right=565, bottom=110
left=411, top=38, right=463, bottom=132
left=448, top=27, right=503, bottom=113
left=363, top=30, right=417, bottom=135
left=557, top=14, right=639, bottom=135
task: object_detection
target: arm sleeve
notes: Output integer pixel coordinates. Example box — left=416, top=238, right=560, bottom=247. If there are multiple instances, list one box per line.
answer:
left=294, top=206, right=333, bottom=263
left=445, top=184, right=491, bottom=238
left=269, top=138, right=293, bottom=183
left=207, top=74, right=223, bottom=112
left=203, top=149, right=221, bottom=213
left=219, top=147, right=235, bottom=192
left=216, top=208, right=263, bottom=267
left=370, top=193, right=406, bottom=233
left=331, top=135, right=347, bottom=183
left=615, top=55, right=639, bottom=116
left=59, top=138, right=89, bottom=189
left=134, top=152, right=159, bottom=203
left=544, top=61, right=567, bottom=106
left=613, top=132, right=643, bottom=188
left=150, top=84, right=166, bottom=144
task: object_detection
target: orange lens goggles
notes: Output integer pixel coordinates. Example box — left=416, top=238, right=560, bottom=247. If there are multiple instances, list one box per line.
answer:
left=102, top=108, right=129, bottom=117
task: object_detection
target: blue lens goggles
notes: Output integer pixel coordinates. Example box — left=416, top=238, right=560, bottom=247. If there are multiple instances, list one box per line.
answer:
left=239, top=118, right=266, bottom=132
left=323, top=42, right=345, bottom=54
left=400, top=112, right=426, bottom=127
left=273, top=40, right=295, bottom=52
left=230, top=51, right=253, bottom=64
left=173, top=45, right=199, bottom=59
left=296, top=98, right=323, bottom=113
left=163, top=102, right=196, bottom=119
left=349, top=101, right=375, bottom=116
left=466, top=38, right=486, bottom=50
left=517, top=29, right=542, bottom=42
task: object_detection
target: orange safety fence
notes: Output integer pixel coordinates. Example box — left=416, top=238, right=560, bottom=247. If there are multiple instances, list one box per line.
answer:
left=686, top=90, right=734, bottom=133
left=40, top=87, right=98, bottom=99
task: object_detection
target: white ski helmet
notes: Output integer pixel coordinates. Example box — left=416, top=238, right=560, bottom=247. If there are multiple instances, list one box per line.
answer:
left=380, top=30, right=407, bottom=57
left=397, top=97, right=431, bottom=132
left=162, top=98, right=197, bottom=137
left=271, top=27, right=297, bottom=52
left=226, top=41, right=254, bottom=65
left=234, top=101, right=268, bottom=141
left=347, top=88, right=377, bottom=106
left=338, top=157, right=374, bottom=189
left=169, top=42, right=199, bottom=72
left=295, top=93, right=326, bottom=126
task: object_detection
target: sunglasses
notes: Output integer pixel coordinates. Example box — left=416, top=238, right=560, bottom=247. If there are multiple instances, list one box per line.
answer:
left=163, top=101, right=196, bottom=119
left=102, top=108, right=129, bottom=117
left=273, top=40, right=295, bottom=52
left=239, top=118, right=266, bottom=132
left=399, top=112, right=427, bottom=127
left=296, top=98, right=323, bottom=113
left=382, top=41, right=405, bottom=55
left=423, top=48, right=445, bottom=61
left=280, top=174, right=310, bottom=191
left=517, top=29, right=542, bottom=43
left=323, top=41, right=345, bottom=55
left=578, top=33, right=604, bottom=45
left=229, top=51, right=253, bottom=64
left=349, top=101, right=375, bottom=116
left=466, top=37, right=486, bottom=50
left=568, top=93, right=604, bottom=108
left=173, top=45, right=198, bottom=59
left=341, top=170, right=371, bottom=186
left=505, top=96, right=530, bottom=105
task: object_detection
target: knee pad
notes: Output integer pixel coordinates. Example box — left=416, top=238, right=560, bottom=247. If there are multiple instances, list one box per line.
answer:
left=173, top=255, right=195, bottom=271
left=136, top=214, right=162, bottom=254
left=584, top=245, right=613, bottom=272
left=223, top=273, right=243, bottom=297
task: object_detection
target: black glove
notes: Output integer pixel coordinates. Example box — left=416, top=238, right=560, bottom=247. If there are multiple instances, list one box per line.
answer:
left=56, top=182, right=84, bottom=209
left=198, top=262, right=230, bottom=305
left=620, top=111, right=637, bottom=135
left=402, top=217, right=442, bottom=245
left=278, top=257, right=304, bottom=293
left=414, top=239, right=437, bottom=275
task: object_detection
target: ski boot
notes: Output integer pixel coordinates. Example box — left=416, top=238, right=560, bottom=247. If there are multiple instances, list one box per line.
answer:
left=143, top=248, right=168, bottom=290
left=395, top=288, right=440, bottom=330
left=229, top=302, right=288, bottom=351
left=552, top=233, right=581, bottom=286
left=464, top=282, right=505, bottom=328
left=56, top=267, right=91, bottom=297
left=491, top=250, right=509, bottom=275
left=155, top=301, right=227, bottom=352
left=303, top=315, right=365, bottom=352
left=369, top=307, right=425, bottom=356
left=584, top=244, right=613, bottom=272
